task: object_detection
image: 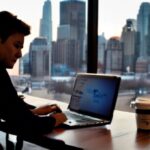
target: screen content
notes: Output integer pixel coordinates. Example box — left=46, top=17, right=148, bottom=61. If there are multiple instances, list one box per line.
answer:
left=69, top=76, right=118, bottom=117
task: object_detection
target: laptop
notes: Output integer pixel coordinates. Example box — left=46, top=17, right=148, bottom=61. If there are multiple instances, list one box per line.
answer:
left=62, top=73, right=121, bottom=128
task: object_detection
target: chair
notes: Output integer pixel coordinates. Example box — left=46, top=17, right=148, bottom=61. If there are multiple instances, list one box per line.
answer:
left=0, top=119, right=83, bottom=150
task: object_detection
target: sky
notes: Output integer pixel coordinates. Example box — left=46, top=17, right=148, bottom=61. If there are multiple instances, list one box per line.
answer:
left=0, top=0, right=149, bottom=74
left=99, top=0, right=150, bottom=38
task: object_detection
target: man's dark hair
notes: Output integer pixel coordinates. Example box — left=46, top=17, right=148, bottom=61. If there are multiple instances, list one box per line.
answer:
left=0, top=11, right=30, bottom=42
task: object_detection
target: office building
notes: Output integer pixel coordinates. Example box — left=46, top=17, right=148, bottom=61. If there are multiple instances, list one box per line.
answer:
left=104, top=36, right=123, bottom=74
left=56, top=0, right=86, bottom=70
left=137, top=2, right=150, bottom=57
left=121, top=19, right=138, bottom=72
left=40, top=0, right=52, bottom=76
left=40, top=0, right=52, bottom=45
left=19, top=53, right=30, bottom=75
left=29, top=37, right=49, bottom=79
left=136, top=2, right=150, bottom=73
left=52, top=39, right=80, bottom=75
left=60, top=0, right=85, bottom=40
left=98, top=33, right=107, bottom=72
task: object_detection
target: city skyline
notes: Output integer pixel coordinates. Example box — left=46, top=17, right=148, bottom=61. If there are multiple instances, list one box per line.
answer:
left=0, top=0, right=148, bottom=54
left=0, top=0, right=149, bottom=75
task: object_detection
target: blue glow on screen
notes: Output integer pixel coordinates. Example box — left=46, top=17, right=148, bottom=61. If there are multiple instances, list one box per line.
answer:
left=70, top=76, right=117, bottom=117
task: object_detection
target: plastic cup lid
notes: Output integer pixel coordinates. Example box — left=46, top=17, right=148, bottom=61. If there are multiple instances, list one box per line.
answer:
left=134, top=97, right=150, bottom=109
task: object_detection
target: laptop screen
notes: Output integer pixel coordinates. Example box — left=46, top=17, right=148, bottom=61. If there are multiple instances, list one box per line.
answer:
left=68, top=74, right=121, bottom=120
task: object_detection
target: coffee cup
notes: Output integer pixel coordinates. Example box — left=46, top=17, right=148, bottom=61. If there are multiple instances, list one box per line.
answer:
left=131, top=97, right=150, bottom=130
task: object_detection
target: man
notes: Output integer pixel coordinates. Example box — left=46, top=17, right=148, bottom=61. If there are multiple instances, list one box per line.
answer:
left=0, top=11, right=67, bottom=136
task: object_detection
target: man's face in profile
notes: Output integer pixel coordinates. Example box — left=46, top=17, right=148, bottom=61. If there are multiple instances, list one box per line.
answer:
left=0, top=33, right=24, bottom=68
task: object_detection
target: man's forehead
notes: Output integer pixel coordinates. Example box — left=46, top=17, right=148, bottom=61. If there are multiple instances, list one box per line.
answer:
left=8, top=33, right=24, bottom=42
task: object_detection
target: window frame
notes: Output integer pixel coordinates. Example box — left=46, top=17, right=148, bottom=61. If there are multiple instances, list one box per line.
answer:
left=87, top=0, right=98, bottom=73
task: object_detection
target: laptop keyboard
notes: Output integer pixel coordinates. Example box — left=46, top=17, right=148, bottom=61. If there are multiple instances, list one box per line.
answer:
left=64, top=111, right=101, bottom=123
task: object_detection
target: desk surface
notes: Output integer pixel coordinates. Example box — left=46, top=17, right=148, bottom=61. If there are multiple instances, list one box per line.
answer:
left=25, top=95, right=150, bottom=150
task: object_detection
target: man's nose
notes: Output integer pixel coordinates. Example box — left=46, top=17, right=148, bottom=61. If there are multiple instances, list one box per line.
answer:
left=17, top=50, right=22, bottom=58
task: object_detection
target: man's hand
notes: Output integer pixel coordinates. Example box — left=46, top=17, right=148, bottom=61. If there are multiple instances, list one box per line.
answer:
left=31, top=104, right=62, bottom=115
left=51, top=113, right=67, bottom=127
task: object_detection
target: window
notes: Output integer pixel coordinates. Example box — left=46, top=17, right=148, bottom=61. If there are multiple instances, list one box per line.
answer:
left=2, top=0, right=149, bottom=112
left=98, top=0, right=150, bottom=112
left=4, top=0, right=88, bottom=103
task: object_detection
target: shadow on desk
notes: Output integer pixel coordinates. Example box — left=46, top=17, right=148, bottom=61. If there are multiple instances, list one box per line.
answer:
left=48, top=127, right=112, bottom=150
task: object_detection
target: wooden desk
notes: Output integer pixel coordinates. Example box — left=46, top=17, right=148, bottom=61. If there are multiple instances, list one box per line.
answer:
left=24, top=95, right=150, bottom=150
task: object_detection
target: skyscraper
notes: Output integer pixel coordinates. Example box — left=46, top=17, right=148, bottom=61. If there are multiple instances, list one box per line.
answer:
left=98, top=33, right=106, bottom=72
left=40, top=0, right=52, bottom=45
left=121, top=19, right=137, bottom=72
left=59, top=0, right=86, bottom=69
left=39, top=0, right=52, bottom=76
left=29, top=37, right=49, bottom=78
left=104, top=37, right=123, bottom=74
left=137, top=2, right=150, bottom=57
left=60, top=0, right=85, bottom=41
left=136, top=2, right=150, bottom=73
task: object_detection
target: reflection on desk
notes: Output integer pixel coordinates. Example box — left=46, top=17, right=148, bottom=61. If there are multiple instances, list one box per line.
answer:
left=46, top=111, right=150, bottom=150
